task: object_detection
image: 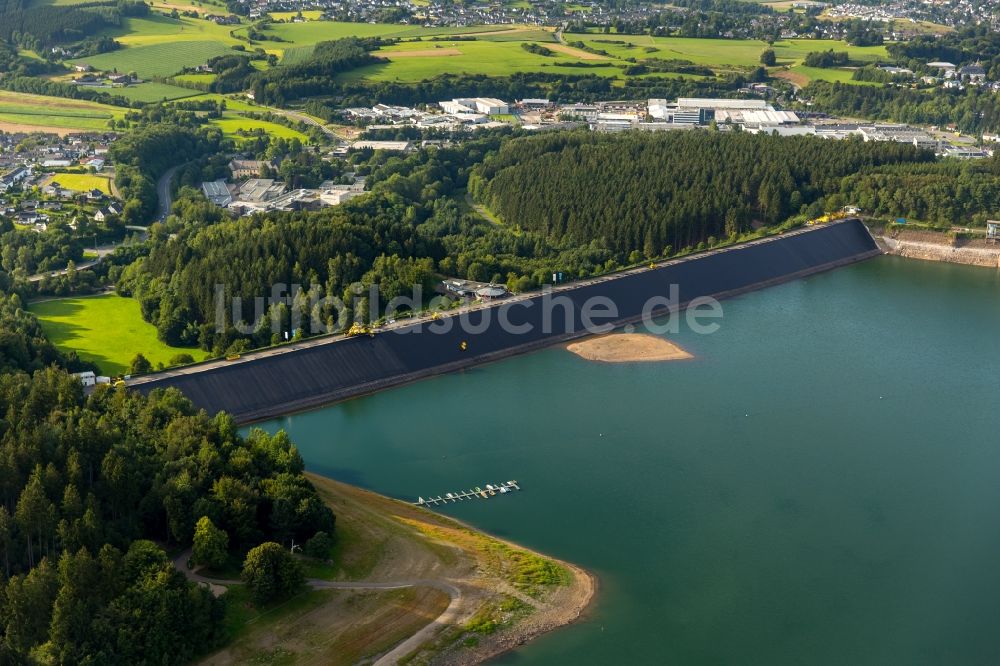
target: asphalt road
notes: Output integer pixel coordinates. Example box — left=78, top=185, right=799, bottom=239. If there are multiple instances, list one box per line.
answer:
left=156, top=165, right=180, bottom=222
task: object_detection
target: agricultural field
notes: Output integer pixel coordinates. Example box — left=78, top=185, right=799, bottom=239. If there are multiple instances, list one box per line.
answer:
left=346, top=39, right=624, bottom=82
left=111, top=82, right=204, bottom=102
left=268, top=10, right=324, bottom=21
left=105, top=14, right=244, bottom=48
left=575, top=35, right=887, bottom=68
left=0, top=91, right=124, bottom=133
left=30, top=294, right=197, bottom=376
left=47, top=172, right=113, bottom=194
left=69, top=40, right=239, bottom=78
left=172, top=72, right=217, bottom=85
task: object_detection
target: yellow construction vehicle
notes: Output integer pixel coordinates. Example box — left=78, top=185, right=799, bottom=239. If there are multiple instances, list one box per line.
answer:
left=346, top=322, right=372, bottom=337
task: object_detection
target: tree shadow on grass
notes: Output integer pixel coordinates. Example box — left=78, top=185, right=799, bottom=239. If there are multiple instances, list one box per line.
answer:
left=31, top=299, right=129, bottom=376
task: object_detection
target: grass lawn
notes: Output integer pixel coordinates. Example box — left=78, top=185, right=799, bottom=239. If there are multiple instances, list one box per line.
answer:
left=48, top=172, right=112, bottom=194
left=30, top=294, right=196, bottom=376
left=175, top=93, right=262, bottom=112
left=210, top=115, right=310, bottom=142
left=789, top=65, right=874, bottom=84
left=70, top=40, right=239, bottom=78
left=111, top=82, right=204, bottom=102
left=172, top=72, right=217, bottom=85
left=0, top=91, right=123, bottom=131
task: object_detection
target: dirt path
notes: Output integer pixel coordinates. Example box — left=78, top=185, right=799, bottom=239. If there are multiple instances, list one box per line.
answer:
left=547, top=43, right=608, bottom=60
left=188, top=475, right=595, bottom=665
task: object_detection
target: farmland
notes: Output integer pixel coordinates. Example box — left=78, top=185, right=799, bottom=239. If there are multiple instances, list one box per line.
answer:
left=30, top=294, right=196, bottom=375
left=111, top=82, right=204, bottom=102
left=574, top=35, right=887, bottom=67
left=46, top=13, right=894, bottom=90
left=0, top=91, right=124, bottom=132
left=346, top=38, right=624, bottom=82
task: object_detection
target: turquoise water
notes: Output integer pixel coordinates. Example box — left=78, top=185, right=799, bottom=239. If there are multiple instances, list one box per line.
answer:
left=254, top=256, right=1000, bottom=665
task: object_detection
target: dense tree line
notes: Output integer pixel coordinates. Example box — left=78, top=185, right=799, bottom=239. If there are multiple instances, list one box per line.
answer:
left=0, top=39, right=59, bottom=77
left=888, top=26, right=1000, bottom=75
left=0, top=368, right=335, bottom=661
left=250, top=37, right=384, bottom=105
left=0, top=0, right=146, bottom=50
left=0, top=74, right=134, bottom=108
left=0, top=219, right=84, bottom=276
left=470, top=130, right=932, bottom=257
left=802, top=81, right=1000, bottom=134
left=0, top=293, right=81, bottom=374
left=838, top=156, right=1000, bottom=226
left=803, top=50, right=850, bottom=68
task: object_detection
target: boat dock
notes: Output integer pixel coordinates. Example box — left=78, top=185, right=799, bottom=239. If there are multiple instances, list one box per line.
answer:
left=414, top=481, right=521, bottom=506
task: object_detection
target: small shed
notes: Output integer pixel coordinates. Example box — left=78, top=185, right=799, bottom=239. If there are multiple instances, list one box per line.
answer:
left=987, top=220, right=999, bottom=244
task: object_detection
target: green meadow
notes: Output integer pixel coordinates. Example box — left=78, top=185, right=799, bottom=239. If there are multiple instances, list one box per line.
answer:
left=576, top=35, right=887, bottom=67
left=70, top=40, right=238, bottom=78
left=31, top=294, right=195, bottom=376
left=112, top=82, right=204, bottom=102
left=346, top=39, right=624, bottom=82
left=210, top=115, right=310, bottom=142
left=48, top=172, right=112, bottom=194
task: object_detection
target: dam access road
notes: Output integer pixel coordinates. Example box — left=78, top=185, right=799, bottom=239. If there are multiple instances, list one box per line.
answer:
left=131, top=219, right=881, bottom=422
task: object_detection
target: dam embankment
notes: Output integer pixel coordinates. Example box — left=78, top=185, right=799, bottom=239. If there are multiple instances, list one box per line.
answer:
left=133, top=219, right=879, bottom=423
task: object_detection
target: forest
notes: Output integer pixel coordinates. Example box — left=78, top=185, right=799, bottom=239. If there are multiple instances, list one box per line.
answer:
left=0, top=0, right=147, bottom=51
left=0, top=361, right=335, bottom=662
left=838, top=156, right=1000, bottom=226
left=469, top=130, right=932, bottom=257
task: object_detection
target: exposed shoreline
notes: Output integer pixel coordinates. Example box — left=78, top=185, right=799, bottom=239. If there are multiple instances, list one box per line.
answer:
left=202, top=472, right=596, bottom=665
left=316, top=475, right=598, bottom=666
left=567, top=333, right=692, bottom=363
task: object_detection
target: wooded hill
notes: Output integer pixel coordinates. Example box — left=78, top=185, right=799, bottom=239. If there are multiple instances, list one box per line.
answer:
left=0, top=366, right=335, bottom=662
left=469, top=130, right=931, bottom=257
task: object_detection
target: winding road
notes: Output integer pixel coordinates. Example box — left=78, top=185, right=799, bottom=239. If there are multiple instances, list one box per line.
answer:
left=156, top=165, right=180, bottom=222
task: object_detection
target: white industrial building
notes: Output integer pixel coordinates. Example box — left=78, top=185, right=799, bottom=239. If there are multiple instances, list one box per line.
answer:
left=439, top=97, right=509, bottom=115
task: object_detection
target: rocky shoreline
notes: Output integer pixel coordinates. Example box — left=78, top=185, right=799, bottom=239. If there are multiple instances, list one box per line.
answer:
left=875, top=229, right=1000, bottom=268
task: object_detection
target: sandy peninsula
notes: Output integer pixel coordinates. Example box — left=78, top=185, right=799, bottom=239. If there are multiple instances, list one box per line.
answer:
left=567, top=333, right=692, bottom=363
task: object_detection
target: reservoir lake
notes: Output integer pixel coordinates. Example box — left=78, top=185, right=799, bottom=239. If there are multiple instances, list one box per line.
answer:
left=254, top=256, right=1000, bottom=665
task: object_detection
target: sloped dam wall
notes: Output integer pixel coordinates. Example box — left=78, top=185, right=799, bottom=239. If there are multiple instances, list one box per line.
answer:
left=135, top=219, right=879, bottom=423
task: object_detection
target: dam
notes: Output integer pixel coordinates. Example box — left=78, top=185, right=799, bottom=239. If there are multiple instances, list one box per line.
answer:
left=133, top=219, right=880, bottom=422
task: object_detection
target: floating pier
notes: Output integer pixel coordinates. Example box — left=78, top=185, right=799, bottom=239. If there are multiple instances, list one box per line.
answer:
left=415, top=481, right=521, bottom=507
